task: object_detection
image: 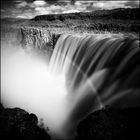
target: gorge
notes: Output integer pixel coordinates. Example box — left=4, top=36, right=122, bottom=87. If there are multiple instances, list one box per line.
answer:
left=1, top=26, right=139, bottom=139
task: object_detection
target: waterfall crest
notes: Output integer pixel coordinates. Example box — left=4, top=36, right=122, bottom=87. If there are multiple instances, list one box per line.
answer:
left=50, top=34, right=139, bottom=110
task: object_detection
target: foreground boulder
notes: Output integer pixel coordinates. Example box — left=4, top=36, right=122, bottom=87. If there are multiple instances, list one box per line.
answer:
left=75, top=107, right=139, bottom=140
left=0, top=103, right=51, bottom=140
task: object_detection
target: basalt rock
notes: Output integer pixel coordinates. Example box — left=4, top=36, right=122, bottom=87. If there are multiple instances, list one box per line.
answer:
left=75, top=107, right=139, bottom=140
left=19, top=27, right=61, bottom=50
left=0, top=103, right=51, bottom=140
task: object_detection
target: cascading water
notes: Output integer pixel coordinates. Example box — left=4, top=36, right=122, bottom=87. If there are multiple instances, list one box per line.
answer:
left=49, top=34, right=139, bottom=137
left=1, top=28, right=139, bottom=139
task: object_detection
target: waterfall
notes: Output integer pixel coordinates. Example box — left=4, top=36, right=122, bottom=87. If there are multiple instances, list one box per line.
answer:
left=1, top=29, right=139, bottom=139
left=50, top=34, right=139, bottom=107
left=48, top=34, right=139, bottom=137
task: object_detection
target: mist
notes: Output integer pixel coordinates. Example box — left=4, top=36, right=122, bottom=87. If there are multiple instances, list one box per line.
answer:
left=1, top=45, right=70, bottom=138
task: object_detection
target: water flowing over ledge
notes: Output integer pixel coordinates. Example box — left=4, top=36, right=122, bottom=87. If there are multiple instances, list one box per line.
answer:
left=1, top=27, right=139, bottom=139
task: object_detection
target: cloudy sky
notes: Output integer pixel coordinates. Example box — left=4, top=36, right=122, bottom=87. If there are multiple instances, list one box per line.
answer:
left=1, top=0, right=139, bottom=19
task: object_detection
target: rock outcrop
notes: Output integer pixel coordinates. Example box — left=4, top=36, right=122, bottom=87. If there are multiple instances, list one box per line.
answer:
left=0, top=103, right=51, bottom=140
left=19, top=27, right=61, bottom=51
left=75, top=107, right=139, bottom=140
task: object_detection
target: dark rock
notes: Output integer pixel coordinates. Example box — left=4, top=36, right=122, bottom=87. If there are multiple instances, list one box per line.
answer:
left=0, top=103, right=4, bottom=114
left=0, top=103, right=51, bottom=140
left=75, top=107, right=139, bottom=140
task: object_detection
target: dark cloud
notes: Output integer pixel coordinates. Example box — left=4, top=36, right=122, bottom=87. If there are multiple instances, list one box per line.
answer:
left=125, top=1, right=139, bottom=8
left=1, top=0, right=139, bottom=19
left=1, top=0, right=14, bottom=8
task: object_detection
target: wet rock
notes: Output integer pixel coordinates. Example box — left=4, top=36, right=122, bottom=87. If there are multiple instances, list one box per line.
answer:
left=75, top=107, right=139, bottom=140
left=0, top=103, right=51, bottom=140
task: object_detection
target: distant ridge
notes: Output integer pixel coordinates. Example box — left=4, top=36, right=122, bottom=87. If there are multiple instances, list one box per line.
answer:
left=32, top=8, right=139, bottom=21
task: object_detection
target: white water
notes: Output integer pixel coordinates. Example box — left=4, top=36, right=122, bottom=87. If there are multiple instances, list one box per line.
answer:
left=1, top=32, right=139, bottom=138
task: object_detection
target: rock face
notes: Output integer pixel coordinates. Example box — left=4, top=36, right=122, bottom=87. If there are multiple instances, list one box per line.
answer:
left=75, top=107, right=139, bottom=140
left=0, top=103, right=51, bottom=140
left=19, top=27, right=60, bottom=50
